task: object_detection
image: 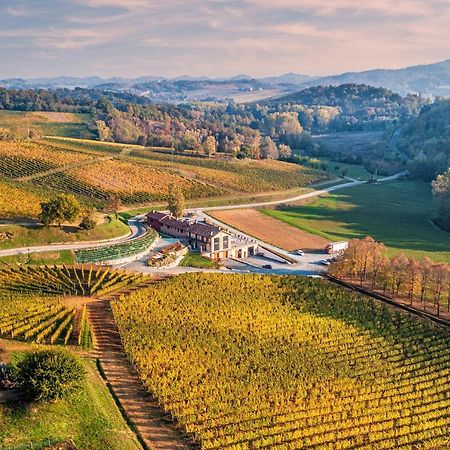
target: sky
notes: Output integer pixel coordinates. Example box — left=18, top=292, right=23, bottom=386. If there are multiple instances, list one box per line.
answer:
left=1, top=0, right=450, bottom=79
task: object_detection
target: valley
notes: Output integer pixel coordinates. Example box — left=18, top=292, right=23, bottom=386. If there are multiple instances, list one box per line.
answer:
left=1, top=65, right=449, bottom=450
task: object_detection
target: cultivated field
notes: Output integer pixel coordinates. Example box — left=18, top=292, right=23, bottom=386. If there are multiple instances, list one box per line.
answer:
left=129, top=147, right=327, bottom=193
left=0, top=178, right=48, bottom=217
left=263, top=180, right=450, bottom=262
left=312, top=130, right=384, bottom=155
left=0, top=110, right=94, bottom=139
left=112, top=274, right=450, bottom=449
left=0, top=135, right=329, bottom=218
left=209, top=208, right=328, bottom=251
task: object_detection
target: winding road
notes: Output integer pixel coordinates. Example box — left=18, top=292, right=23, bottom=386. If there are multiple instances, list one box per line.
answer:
left=0, top=219, right=145, bottom=258
left=1, top=173, right=405, bottom=261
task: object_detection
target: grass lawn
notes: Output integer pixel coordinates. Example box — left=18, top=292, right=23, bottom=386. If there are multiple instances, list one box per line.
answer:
left=0, top=357, right=141, bottom=450
left=0, top=111, right=95, bottom=139
left=0, top=250, right=76, bottom=266
left=180, top=252, right=219, bottom=268
left=263, top=180, right=450, bottom=262
left=320, top=159, right=372, bottom=181
left=0, top=217, right=129, bottom=250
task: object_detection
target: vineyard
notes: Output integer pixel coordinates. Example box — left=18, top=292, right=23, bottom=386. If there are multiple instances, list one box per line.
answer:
left=0, top=265, right=147, bottom=297
left=112, top=274, right=450, bottom=450
left=0, top=178, right=49, bottom=217
left=67, top=158, right=220, bottom=201
left=0, top=265, right=147, bottom=348
left=0, top=293, right=75, bottom=345
left=128, top=148, right=328, bottom=193
left=0, top=141, right=93, bottom=179
left=75, top=227, right=157, bottom=264
left=0, top=136, right=329, bottom=219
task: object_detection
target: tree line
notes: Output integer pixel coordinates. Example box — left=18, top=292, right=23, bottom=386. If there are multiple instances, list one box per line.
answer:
left=0, top=84, right=426, bottom=162
left=403, top=99, right=450, bottom=182
left=329, top=237, right=450, bottom=316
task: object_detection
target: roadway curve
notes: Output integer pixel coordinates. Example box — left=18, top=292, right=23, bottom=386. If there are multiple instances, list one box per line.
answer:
left=0, top=219, right=146, bottom=258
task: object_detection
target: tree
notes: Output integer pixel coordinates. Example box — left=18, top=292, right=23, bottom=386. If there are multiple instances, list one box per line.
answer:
left=107, top=195, right=122, bottom=220
left=12, top=349, right=85, bottom=402
left=405, top=258, right=420, bottom=303
left=430, top=263, right=447, bottom=315
left=260, top=136, right=279, bottom=160
left=390, top=253, right=409, bottom=294
left=203, top=136, right=217, bottom=157
left=167, top=184, right=185, bottom=218
left=418, top=257, right=433, bottom=303
left=278, top=144, right=292, bottom=159
left=79, top=215, right=96, bottom=230
left=39, top=194, right=81, bottom=227
left=95, top=120, right=112, bottom=141
left=432, top=169, right=450, bottom=230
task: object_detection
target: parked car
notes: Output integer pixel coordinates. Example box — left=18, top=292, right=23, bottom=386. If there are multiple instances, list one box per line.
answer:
left=319, top=259, right=331, bottom=266
left=295, top=250, right=304, bottom=256
left=262, top=264, right=273, bottom=269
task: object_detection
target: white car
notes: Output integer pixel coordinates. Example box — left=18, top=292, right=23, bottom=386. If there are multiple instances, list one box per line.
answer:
left=295, top=250, right=304, bottom=256
left=320, top=259, right=331, bottom=266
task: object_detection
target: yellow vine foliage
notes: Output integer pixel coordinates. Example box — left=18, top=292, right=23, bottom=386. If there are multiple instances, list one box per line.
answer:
left=112, top=274, right=450, bottom=450
left=0, top=180, right=45, bottom=217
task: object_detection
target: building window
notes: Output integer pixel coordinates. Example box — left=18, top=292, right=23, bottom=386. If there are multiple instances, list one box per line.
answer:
left=223, top=235, right=229, bottom=249
left=213, top=237, right=220, bottom=252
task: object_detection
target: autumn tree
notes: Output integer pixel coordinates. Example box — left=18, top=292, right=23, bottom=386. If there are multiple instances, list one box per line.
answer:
left=418, top=257, right=433, bottom=303
left=203, top=135, right=217, bottom=157
left=39, top=194, right=81, bottom=227
left=390, top=253, right=409, bottom=294
left=107, top=195, right=122, bottom=220
left=405, top=257, right=420, bottom=303
left=167, top=184, right=185, bottom=218
left=260, top=136, right=279, bottom=160
left=278, top=144, right=292, bottom=159
left=432, top=169, right=450, bottom=230
left=430, top=263, right=447, bottom=315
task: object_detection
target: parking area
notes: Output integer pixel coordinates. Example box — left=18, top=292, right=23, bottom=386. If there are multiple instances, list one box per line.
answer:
left=222, top=250, right=334, bottom=276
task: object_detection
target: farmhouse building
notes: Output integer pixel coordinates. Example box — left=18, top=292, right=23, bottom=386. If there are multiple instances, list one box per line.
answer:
left=146, top=211, right=257, bottom=260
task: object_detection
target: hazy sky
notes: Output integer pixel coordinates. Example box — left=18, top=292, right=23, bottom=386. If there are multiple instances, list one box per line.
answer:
left=1, top=0, right=450, bottom=78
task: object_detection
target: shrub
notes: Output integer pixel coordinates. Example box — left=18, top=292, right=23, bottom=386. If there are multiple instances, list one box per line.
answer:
left=79, top=215, right=96, bottom=230
left=12, top=348, right=85, bottom=401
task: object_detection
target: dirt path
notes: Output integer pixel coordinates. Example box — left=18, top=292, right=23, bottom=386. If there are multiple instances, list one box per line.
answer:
left=87, top=279, right=190, bottom=450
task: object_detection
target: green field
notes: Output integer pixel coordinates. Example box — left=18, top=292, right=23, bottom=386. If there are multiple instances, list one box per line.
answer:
left=0, top=250, right=76, bottom=266
left=0, top=356, right=141, bottom=450
left=320, top=159, right=372, bottom=180
left=179, top=251, right=219, bottom=268
left=263, top=180, right=450, bottom=262
left=0, top=217, right=129, bottom=251
left=0, top=111, right=94, bottom=139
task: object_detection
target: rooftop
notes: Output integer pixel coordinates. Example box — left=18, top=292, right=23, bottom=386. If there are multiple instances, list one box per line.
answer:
left=147, top=211, right=227, bottom=238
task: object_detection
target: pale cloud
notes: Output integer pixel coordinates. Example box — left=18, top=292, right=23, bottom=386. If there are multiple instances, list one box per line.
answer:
left=0, top=0, right=449, bottom=78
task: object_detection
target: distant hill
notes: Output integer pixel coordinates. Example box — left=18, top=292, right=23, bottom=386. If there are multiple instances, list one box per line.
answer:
left=298, top=59, right=450, bottom=97
left=262, top=84, right=425, bottom=129
left=1, top=58, right=449, bottom=101
left=265, top=83, right=405, bottom=108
